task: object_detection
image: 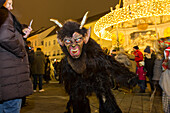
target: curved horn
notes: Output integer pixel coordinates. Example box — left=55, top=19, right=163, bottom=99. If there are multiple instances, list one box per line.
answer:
left=80, top=11, right=89, bottom=29
left=50, top=19, right=63, bottom=28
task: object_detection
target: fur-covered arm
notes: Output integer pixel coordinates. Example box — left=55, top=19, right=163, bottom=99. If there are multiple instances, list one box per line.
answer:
left=85, top=38, right=137, bottom=88
left=107, top=55, right=137, bottom=88
left=0, top=8, right=26, bottom=58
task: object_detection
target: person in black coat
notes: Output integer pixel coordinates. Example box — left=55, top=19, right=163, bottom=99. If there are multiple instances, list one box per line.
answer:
left=44, top=55, right=51, bottom=83
left=144, top=46, right=156, bottom=91
left=32, top=48, right=46, bottom=92
left=0, top=0, right=33, bottom=112
left=53, top=60, right=63, bottom=83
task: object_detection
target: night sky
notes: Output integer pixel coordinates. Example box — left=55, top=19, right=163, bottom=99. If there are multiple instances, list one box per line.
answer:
left=12, top=0, right=119, bottom=31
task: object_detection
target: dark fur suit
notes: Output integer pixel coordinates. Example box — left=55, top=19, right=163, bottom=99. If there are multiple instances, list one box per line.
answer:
left=53, top=20, right=136, bottom=113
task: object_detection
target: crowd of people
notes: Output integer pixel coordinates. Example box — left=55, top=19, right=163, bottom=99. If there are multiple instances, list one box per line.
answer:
left=104, top=38, right=169, bottom=113
left=27, top=45, right=62, bottom=92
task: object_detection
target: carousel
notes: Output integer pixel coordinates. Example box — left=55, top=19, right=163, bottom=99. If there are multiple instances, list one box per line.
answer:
left=94, top=0, right=170, bottom=52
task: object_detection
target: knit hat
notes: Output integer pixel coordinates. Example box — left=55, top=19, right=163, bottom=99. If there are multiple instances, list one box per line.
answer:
left=139, top=61, right=144, bottom=66
left=0, top=0, right=6, bottom=8
left=144, top=46, right=151, bottom=53
left=133, top=46, right=139, bottom=50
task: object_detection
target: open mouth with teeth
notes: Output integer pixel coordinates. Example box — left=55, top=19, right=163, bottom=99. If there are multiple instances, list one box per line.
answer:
left=69, top=46, right=80, bottom=57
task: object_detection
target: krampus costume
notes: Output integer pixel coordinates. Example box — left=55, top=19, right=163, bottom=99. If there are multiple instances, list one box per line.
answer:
left=50, top=12, right=136, bottom=113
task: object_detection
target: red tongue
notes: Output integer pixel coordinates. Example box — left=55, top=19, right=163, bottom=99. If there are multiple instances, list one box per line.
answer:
left=72, top=51, right=77, bottom=54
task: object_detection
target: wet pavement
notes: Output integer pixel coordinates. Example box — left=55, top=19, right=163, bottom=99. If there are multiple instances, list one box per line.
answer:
left=20, top=81, right=163, bottom=113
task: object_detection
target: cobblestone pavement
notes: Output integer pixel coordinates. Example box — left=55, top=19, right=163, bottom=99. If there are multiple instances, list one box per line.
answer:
left=20, top=82, right=163, bottom=113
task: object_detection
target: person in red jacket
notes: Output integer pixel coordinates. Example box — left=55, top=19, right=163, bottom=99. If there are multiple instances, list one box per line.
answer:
left=136, top=61, right=146, bottom=93
left=133, top=46, right=143, bottom=67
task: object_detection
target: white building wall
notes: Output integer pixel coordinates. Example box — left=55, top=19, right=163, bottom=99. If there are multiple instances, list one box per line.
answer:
left=43, top=34, right=64, bottom=61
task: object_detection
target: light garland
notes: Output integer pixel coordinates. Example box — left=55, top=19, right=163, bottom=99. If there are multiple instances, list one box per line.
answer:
left=94, top=0, right=170, bottom=40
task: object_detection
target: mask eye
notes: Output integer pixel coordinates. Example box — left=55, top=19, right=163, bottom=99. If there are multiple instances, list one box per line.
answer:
left=65, top=39, right=72, bottom=44
left=75, top=38, right=82, bottom=43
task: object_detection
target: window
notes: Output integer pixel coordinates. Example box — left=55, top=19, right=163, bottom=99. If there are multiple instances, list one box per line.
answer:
left=49, top=41, right=51, bottom=46
left=53, top=51, right=56, bottom=56
left=57, top=50, right=60, bottom=55
left=53, top=40, right=56, bottom=45
left=41, top=41, right=44, bottom=45
left=45, top=42, right=47, bottom=47
left=35, top=41, right=37, bottom=46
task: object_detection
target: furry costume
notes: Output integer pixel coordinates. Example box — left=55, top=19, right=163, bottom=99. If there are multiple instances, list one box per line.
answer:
left=51, top=13, right=136, bottom=113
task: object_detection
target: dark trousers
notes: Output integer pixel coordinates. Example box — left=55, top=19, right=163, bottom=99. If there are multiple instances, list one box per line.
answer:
left=33, top=74, right=43, bottom=90
left=21, top=96, right=26, bottom=107
left=148, top=75, right=154, bottom=91
left=138, top=80, right=146, bottom=90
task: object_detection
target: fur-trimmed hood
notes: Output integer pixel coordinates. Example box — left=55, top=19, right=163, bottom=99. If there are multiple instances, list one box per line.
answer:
left=0, top=6, right=8, bottom=28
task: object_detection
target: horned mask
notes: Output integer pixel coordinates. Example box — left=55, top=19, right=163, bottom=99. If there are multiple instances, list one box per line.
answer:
left=50, top=12, right=91, bottom=59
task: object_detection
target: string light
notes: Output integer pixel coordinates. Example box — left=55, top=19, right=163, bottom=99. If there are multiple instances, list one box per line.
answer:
left=94, top=0, right=170, bottom=40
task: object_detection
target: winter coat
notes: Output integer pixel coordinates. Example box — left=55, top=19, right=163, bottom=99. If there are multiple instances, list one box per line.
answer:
left=144, top=53, right=156, bottom=78
left=153, top=58, right=163, bottom=81
left=134, top=50, right=143, bottom=67
left=44, top=58, right=51, bottom=81
left=28, top=50, right=34, bottom=74
left=136, top=66, right=146, bottom=80
left=0, top=7, right=33, bottom=101
left=45, top=58, right=50, bottom=75
left=31, top=50, right=45, bottom=75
